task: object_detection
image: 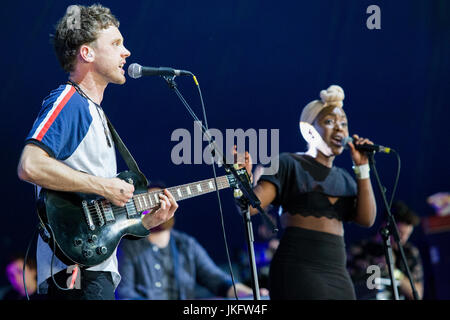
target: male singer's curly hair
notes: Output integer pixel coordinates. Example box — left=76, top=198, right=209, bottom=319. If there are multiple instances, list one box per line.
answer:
left=52, top=4, right=119, bottom=73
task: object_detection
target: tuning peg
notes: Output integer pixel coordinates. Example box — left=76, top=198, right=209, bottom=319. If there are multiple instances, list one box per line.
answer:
left=234, top=188, right=243, bottom=199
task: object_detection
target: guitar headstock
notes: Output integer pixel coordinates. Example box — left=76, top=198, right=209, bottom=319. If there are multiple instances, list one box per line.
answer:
left=226, top=167, right=251, bottom=189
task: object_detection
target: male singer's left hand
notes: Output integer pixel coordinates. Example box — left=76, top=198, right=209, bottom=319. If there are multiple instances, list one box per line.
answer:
left=347, top=134, right=374, bottom=165
left=141, top=189, right=178, bottom=230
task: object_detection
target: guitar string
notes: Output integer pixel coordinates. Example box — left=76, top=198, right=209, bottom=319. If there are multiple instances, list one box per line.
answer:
left=85, top=178, right=228, bottom=213
left=85, top=177, right=228, bottom=208
left=83, top=178, right=230, bottom=224
left=85, top=179, right=228, bottom=216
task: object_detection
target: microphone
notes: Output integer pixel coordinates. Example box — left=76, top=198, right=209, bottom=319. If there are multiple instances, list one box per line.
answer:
left=128, top=63, right=191, bottom=79
left=342, top=136, right=391, bottom=154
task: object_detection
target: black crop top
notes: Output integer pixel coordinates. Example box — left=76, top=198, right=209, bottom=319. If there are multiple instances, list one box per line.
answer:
left=258, top=153, right=357, bottom=222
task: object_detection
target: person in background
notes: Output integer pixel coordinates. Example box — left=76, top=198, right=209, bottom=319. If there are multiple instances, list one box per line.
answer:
left=347, top=201, right=424, bottom=299
left=1, top=254, right=39, bottom=300
left=117, top=184, right=268, bottom=300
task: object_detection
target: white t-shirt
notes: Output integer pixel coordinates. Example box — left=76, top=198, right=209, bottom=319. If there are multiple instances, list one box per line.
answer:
left=26, top=84, right=120, bottom=293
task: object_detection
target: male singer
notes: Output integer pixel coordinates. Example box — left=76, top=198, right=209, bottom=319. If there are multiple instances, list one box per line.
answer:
left=17, top=4, right=178, bottom=300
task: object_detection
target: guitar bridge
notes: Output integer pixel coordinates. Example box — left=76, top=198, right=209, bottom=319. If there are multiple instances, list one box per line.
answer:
left=82, top=200, right=95, bottom=231
left=93, top=200, right=105, bottom=227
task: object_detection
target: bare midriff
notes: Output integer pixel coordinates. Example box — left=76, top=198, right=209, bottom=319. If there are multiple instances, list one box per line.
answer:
left=283, top=213, right=344, bottom=236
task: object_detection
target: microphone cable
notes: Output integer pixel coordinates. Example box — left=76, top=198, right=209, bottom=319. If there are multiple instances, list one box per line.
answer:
left=164, top=74, right=240, bottom=299
left=23, top=185, right=79, bottom=300
left=370, top=149, right=418, bottom=300
left=23, top=223, right=39, bottom=300
left=388, top=149, right=401, bottom=209
left=45, top=222, right=80, bottom=292
left=22, top=185, right=41, bottom=301
left=192, top=75, right=240, bottom=300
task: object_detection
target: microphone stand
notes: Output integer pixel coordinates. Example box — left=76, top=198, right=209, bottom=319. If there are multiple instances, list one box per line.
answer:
left=241, top=204, right=260, bottom=300
left=368, top=152, right=419, bottom=300
left=161, top=75, right=277, bottom=300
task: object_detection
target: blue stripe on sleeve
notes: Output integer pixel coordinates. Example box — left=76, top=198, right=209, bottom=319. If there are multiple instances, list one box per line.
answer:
left=25, top=85, right=93, bottom=160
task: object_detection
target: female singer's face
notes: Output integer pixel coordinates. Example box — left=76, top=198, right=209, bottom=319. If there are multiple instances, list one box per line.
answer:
left=313, top=106, right=349, bottom=156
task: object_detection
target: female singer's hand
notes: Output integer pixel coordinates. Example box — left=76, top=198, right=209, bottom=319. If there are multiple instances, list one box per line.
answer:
left=347, top=134, right=374, bottom=165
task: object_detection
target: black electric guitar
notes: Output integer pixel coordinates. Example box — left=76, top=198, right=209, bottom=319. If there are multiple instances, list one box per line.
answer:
left=37, top=168, right=249, bottom=267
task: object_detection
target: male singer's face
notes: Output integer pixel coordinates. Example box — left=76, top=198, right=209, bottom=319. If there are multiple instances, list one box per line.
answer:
left=90, top=26, right=131, bottom=85
left=313, top=106, right=349, bottom=156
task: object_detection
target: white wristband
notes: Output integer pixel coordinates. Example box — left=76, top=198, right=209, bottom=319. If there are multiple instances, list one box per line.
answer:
left=352, top=163, right=370, bottom=180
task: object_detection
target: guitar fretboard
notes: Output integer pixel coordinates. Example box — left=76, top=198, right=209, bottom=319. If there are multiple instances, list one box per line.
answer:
left=132, top=175, right=230, bottom=212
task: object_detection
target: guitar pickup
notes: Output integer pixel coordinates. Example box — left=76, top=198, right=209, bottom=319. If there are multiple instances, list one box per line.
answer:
left=101, top=201, right=115, bottom=222
left=125, top=199, right=138, bottom=218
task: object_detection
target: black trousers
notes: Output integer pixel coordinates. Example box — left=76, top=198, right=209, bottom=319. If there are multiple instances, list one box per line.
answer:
left=269, top=226, right=356, bottom=300
left=44, top=269, right=115, bottom=300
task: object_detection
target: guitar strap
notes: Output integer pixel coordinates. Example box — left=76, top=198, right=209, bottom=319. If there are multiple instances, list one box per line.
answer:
left=104, top=114, right=149, bottom=187
left=66, top=80, right=149, bottom=186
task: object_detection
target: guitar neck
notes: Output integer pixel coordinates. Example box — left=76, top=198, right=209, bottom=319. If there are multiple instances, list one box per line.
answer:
left=132, top=175, right=231, bottom=212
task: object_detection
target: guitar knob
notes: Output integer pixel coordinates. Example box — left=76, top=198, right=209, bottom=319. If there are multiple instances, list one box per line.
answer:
left=88, top=235, right=98, bottom=243
left=82, top=249, right=93, bottom=258
left=97, top=246, right=108, bottom=255
left=73, top=238, right=83, bottom=247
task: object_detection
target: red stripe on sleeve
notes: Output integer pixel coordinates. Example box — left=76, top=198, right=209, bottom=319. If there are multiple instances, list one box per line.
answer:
left=35, top=86, right=76, bottom=141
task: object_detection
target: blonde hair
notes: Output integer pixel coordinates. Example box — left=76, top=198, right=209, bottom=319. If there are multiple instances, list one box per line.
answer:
left=300, top=85, right=345, bottom=125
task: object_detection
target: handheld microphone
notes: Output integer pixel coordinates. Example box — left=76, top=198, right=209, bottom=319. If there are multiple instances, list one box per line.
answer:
left=342, top=136, right=391, bottom=154
left=128, top=63, right=191, bottom=79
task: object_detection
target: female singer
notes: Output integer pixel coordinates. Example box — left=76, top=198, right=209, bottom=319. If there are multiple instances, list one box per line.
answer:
left=237, top=85, right=377, bottom=299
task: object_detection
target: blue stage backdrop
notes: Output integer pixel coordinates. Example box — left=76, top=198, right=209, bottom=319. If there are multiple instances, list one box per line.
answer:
left=1, top=0, right=449, bottom=298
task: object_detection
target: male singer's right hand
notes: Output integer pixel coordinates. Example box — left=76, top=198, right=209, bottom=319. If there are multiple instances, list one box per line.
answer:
left=103, top=177, right=135, bottom=207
